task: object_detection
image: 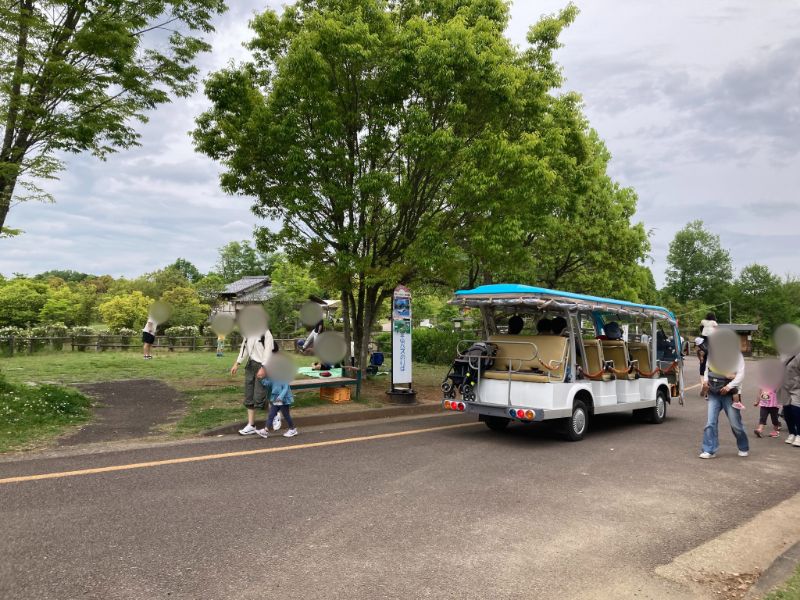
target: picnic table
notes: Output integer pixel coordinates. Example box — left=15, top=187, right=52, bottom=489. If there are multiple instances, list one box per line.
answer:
left=290, top=365, right=363, bottom=400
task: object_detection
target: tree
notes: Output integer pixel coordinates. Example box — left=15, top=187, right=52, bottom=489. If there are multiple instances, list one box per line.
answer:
left=194, top=273, right=226, bottom=302
left=0, top=0, right=226, bottom=235
left=194, top=0, right=581, bottom=366
left=213, top=241, right=274, bottom=283
left=34, top=269, right=92, bottom=282
left=39, top=285, right=82, bottom=326
left=168, top=258, right=202, bottom=283
left=732, top=264, right=795, bottom=335
left=267, top=256, right=322, bottom=333
left=160, top=286, right=208, bottom=327
left=97, top=291, right=151, bottom=332
left=0, top=278, right=47, bottom=326
left=664, top=220, right=733, bottom=304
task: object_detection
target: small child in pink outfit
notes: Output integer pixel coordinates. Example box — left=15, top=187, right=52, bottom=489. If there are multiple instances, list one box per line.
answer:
left=753, top=387, right=780, bottom=438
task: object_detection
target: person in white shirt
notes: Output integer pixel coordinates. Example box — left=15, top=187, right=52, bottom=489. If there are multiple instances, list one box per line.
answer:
left=141, top=317, right=157, bottom=360
left=699, top=352, right=749, bottom=458
left=700, top=312, right=718, bottom=338
left=231, top=328, right=277, bottom=435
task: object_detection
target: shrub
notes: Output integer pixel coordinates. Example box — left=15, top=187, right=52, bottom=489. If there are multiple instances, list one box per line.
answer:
left=29, top=325, right=50, bottom=353
left=118, top=328, right=137, bottom=346
left=164, top=325, right=200, bottom=348
left=97, top=291, right=150, bottom=332
left=70, top=326, right=96, bottom=352
left=45, top=323, right=69, bottom=351
left=408, top=328, right=471, bottom=365
left=0, top=326, right=25, bottom=356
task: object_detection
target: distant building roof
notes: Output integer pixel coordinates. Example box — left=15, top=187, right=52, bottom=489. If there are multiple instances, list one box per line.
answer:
left=236, top=287, right=274, bottom=302
left=220, top=276, right=271, bottom=298
left=718, top=323, right=759, bottom=333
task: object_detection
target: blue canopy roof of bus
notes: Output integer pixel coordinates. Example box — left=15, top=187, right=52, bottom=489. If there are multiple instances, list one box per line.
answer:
left=454, top=284, right=676, bottom=320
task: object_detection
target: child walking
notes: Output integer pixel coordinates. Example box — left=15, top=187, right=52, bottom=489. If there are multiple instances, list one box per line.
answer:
left=754, top=387, right=780, bottom=438
left=256, top=376, right=298, bottom=438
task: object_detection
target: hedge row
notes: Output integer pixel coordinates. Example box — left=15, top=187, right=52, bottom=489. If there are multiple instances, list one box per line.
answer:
left=373, top=328, right=474, bottom=365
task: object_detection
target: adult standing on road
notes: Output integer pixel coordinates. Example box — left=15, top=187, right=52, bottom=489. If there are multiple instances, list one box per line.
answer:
left=779, top=350, right=800, bottom=448
left=141, top=316, right=157, bottom=360
left=699, top=333, right=749, bottom=459
left=231, top=312, right=278, bottom=436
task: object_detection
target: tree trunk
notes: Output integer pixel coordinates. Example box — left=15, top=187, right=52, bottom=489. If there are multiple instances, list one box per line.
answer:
left=341, top=290, right=352, bottom=364
left=0, top=177, right=14, bottom=233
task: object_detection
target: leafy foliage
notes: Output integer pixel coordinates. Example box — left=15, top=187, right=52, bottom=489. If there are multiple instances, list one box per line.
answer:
left=0, top=278, right=47, bottom=326
left=0, top=0, right=227, bottom=234
left=664, top=220, right=733, bottom=304
left=193, top=0, right=610, bottom=365
left=97, top=291, right=151, bottom=332
left=214, top=241, right=275, bottom=283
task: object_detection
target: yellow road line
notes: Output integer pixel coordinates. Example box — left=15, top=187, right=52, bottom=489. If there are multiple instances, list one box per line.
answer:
left=0, top=422, right=478, bottom=485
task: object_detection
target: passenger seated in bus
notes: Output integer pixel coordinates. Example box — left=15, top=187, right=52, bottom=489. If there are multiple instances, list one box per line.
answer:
left=551, top=317, right=567, bottom=336
left=536, top=318, right=553, bottom=335
left=507, top=315, right=524, bottom=335
left=602, top=321, right=623, bottom=340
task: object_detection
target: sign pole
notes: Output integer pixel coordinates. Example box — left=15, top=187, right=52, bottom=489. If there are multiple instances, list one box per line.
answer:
left=387, top=285, right=416, bottom=404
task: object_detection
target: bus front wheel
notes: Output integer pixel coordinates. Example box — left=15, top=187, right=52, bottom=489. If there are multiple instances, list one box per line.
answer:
left=564, top=400, right=588, bottom=442
left=484, top=416, right=510, bottom=431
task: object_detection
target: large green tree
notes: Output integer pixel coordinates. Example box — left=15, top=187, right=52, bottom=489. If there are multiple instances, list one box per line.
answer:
left=194, top=0, right=586, bottom=366
left=732, top=264, right=796, bottom=335
left=213, top=241, right=275, bottom=283
left=0, top=0, right=226, bottom=235
left=0, top=277, right=47, bottom=325
left=664, top=220, right=733, bottom=304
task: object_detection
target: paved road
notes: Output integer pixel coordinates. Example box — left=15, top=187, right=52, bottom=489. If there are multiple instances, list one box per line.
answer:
left=1, top=359, right=797, bottom=599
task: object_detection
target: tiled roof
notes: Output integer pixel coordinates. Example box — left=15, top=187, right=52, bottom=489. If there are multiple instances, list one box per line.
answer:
left=236, top=287, right=274, bottom=302
left=221, top=276, right=271, bottom=296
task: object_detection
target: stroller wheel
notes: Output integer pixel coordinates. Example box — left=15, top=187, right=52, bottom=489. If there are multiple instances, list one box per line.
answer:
left=462, top=383, right=473, bottom=396
left=441, top=382, right=453, bottom=395
left=465, top=392, right=476, bottom=402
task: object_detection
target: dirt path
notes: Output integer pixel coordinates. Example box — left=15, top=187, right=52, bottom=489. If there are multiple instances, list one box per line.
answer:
left=61, top=380, right=185, bottom=446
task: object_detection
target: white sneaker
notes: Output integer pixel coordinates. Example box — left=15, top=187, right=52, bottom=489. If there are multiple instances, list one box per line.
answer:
left=283, top=428, right=298, bottom=438
left=239, top=424, right=258, bottom=436
left=794, top=438, right=800, bottom=448
left=273, top=413, right=282, bottom=431
left=699, top=452, right=716, bottom=459
left=255, top=428, right=269, bottom=439
left=786, top=435, right=797, bottom=444
left=738, top=450, right=749, bottom=457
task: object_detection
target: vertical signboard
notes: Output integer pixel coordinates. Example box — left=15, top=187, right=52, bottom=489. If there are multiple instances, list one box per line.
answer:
left=392, top=285, right=413, bottom=385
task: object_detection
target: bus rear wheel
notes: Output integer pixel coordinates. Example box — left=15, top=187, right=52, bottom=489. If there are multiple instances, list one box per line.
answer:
left=564, top=400, right=588, bottom=442
left=484, top=416, right=510, bottom=431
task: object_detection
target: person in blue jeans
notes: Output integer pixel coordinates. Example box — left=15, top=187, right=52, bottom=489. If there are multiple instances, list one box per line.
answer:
left=700, top=353, right=749, bottom=458
left=256, top=377, right=298, bottom=439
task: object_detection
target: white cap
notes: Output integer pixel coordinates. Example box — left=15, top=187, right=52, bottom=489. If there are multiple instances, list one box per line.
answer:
left=694, top=337, right=704, bottom=345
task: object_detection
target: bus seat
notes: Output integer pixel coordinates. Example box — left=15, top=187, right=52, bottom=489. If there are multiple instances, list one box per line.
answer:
left=601, top=340, right=637, bottom=380
left=628, top=342, right=656, bottom=378
left=581, top=339, right=613, bottom=381
left=487, top=334, right=568, bottom=382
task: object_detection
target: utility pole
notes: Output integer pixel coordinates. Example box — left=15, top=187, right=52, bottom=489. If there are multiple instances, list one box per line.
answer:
left=728, top=300, right=732, bottom=324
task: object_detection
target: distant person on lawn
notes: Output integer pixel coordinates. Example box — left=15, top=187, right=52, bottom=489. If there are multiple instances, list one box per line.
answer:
left=141, top=317, right=157, bottom=360
left=231, top=326, right=278, bottom=436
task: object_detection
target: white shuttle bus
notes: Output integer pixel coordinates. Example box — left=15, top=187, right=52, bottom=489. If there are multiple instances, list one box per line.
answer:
left=440, top=284, right=685, bottom=441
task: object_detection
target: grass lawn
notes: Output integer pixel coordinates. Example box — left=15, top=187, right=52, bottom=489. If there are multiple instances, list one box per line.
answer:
left=0, top=374, right=92, bottom=453
left=0, top=350, right=448, bottom=447
left=764, top=564, right=800, bottom=600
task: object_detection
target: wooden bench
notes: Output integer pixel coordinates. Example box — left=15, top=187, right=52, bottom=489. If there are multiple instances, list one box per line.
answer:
left=290, top=365, right=363, bottom=400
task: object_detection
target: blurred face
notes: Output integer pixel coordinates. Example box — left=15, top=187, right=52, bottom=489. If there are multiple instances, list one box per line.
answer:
left=707, top=328, right=740, bottom=372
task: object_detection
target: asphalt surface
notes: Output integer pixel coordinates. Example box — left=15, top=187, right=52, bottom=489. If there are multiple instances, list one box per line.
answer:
left=1, top=359, right=798, bottom=599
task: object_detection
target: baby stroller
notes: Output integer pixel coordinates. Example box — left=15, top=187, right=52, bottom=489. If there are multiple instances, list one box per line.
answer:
left=441, top=342, right=497, bottom=402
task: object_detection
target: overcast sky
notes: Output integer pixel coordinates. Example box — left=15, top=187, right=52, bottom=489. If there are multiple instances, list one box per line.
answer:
left=2, top=0, right=798, bottom=286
